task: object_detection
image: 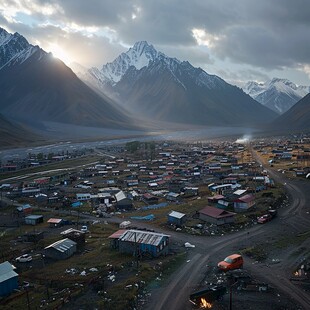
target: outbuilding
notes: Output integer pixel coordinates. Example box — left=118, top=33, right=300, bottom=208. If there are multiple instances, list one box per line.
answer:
left=25, top=215, right=43, bottom=226
left=0, top=261, right=18, bottom=296
left=47, top=218, right=64, bottom=228
left=199, top=206, right=235, bottom=225
left=44, top=238, right=77, bottom=260
left=115, top=190, right=133, bottom=210
left=109, top=229, right=170, bottom=258
left=234, top=194, right=255, bottom=212
left=167, top=210, right=187, bottom=226
left=166, top=192, right=180, bottom=202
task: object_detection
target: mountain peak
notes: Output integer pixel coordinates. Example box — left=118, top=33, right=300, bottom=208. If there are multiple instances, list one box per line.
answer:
left=132, top=40, right=155, bottom=52
left=98, top=41, right=163, bottom=84
left=243, top=77, right=310, bottom=114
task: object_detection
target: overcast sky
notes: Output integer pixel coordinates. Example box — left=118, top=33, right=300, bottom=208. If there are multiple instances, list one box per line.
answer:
left=1, top=0, right=310, bottom=86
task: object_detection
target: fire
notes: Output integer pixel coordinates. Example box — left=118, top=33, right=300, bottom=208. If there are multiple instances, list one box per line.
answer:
left=200, top=297, right=212, bottom=308
left=294, top=271, right=299, bottom=276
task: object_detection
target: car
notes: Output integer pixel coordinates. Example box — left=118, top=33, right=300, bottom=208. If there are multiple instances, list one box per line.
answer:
left=218, top=254, right=243, bottom=271
left=16, top=254, right=32, bottom=263
left=80, top=225, right=88, bottom=232
left=257, top=213, right=272, bottom=224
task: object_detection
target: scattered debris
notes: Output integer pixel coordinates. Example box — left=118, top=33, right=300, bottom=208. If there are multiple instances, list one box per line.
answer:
left=184, top=242, right=195, bottom=248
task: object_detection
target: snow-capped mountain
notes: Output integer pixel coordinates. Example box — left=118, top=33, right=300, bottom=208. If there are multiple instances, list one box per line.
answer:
left=0, top=27, right=136, bottom=133
left=96, top=41, right=162, bottom=85
left=76, top=41, right=277, bottom=126
left=243, top=78, right=310, bottom=114
left=0, top=27, right=44, bottom=69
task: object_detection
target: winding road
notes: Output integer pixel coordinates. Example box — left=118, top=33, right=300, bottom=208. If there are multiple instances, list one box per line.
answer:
left=143, top=150, right=310, bottom=310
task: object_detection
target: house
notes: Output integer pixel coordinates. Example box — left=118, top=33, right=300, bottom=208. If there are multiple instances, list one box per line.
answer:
left=60, top=228, right=85, bottom=249
left=25, top=215, right=43, bottom=225
left=142, top=193, right=159, bottom=205
left=166, top=192, right=180, bottom=202
left=76, top=193, right=91, bottom=201
left=109, top=229, right=170, bottom=258
left=44, top=238, right=77, bottom=260
left=22, top=231, right=44, bottom=243
left=16, top=204, right=32, bottom=215
left=115, top=191, right=133, bottom=210
left=47, top=218, right=64, bottom=228
left=0, top=261, right=18, bottom=296
left=167, top=210, right=187, bottom=226
left=198, top=206, right=236, bottom=225
left=234, top=194, right=255, bottom=212
left=182, top=187, right=199, bottom=197
left=207, top=195, right=225, bottom=205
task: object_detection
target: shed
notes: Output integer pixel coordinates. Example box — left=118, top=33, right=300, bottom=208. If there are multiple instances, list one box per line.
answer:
left=167, top=210, right=186, bottom=226
left=60, top=228, right=85, bottom=249
left=0, top=261, right=18, bottom=296
left=47, top=218, right=64, bottom=227
left=115, top=191, right=133, bottom=210
left=22, top=231, right=44, bottom=243
left=234, top=194, right=255, bottom=212
left=25, top=215, right=43, bottom=226
left=199, top=206, right=235, bottom=225
left=109, top=229, right=170, bottom=258
left=166, top=192, right=180, bottom=202
left=44, top=238, right=77, bottom=260
left=142, top=193, right=159, bottom=205
left=76, top=193, right=91, bottom=201
left=16, top=204, right=32, bottom=215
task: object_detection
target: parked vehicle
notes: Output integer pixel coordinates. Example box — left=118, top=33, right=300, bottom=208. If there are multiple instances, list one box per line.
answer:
left=268, top=209, right=277, bottom=218
left=80, top=225, right=88, bottom=232
left=257, top=213, right=272, bottom=224
left=16, top=254, right=32, bottom=262
left=218, top=254, right=243, bottom=271
left=257, top=209, right=277, bottom=224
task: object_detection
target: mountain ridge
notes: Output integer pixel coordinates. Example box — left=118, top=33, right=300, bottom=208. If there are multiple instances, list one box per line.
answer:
left=243, top=78, right=310, bottom=114
left=0, top=27, right=137, bottom=133
left=75, top=40, right=277, bottom=126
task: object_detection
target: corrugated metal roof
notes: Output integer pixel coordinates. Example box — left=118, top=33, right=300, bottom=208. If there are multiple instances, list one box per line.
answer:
left=115, top=190, right=127, bottom=201
left=199, top=206, right=236, bottom=218
left=169, top=210, right=186, bottom=219
left=119, top=230, right=170, bottom=246
left=233, top=189, right=247, bottom=196
left=0, top=261, right=18, bottom=283
left=25, top=215, right=43, bottom=220
left=47, top=218, right=63, bottom=224
left=108, top=229, right=127, bottom=239
left=44, top=238, right=76, bottom=253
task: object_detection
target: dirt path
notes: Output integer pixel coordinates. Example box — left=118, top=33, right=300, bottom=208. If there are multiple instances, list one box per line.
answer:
left=143, top=153, right=310, bottom=310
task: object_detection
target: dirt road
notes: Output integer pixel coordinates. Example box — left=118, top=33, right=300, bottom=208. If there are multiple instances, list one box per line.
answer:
left=144, top=159, right=310, bottom=310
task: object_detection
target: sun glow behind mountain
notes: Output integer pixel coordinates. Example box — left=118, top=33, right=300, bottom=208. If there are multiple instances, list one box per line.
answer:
left=49, top=44, right=71, bottom=65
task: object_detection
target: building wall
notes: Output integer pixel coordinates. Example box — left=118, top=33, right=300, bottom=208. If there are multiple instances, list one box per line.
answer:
left=234, top=201, right=255, bottom=213
left=45, top=244, right=77, bottom=260
left=0, top=276, right=18, bottom=296
left=167, top=216, right=186, bottom=226
left=116, top=198, right=133, bottom=209
left=199, top=213, right=234, bottom=225
left=118, top=237, right=169, bottom=257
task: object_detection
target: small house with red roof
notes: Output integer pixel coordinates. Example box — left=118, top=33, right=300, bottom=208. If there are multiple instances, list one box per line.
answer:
left=233, top=194, right=255, bottom=212
left=198, top=206, right=236, bottom=225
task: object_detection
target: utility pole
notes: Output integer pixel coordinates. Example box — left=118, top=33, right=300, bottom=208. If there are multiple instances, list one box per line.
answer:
left=26, top=287, right=31, bottom=310
left=134, top=231, right=139, bottom=269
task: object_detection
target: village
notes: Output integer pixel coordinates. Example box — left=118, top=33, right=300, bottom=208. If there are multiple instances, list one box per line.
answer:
left=0, top=134, right=309, bottom=309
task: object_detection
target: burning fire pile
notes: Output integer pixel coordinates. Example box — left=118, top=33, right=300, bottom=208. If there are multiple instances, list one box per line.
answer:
left=200, top=297, right=212, bottom=308
left=293, top=262, right=308, bottom=278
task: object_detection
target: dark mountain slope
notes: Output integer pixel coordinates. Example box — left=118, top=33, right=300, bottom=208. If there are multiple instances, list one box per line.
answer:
left=115, top=60, right=277, bottom=126
left=0, top=49, right=134, bottom=129
left=272, top=93, right=310, bottom=132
